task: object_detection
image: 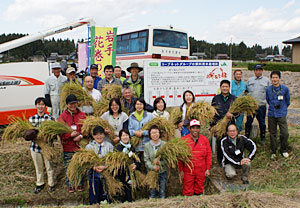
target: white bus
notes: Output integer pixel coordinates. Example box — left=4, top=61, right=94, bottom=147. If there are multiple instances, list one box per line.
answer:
left=115, top=26, right=190, bottom=71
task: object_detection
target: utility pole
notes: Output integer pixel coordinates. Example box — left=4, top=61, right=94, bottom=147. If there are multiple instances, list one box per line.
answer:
left=230, top=37, right=233, bottom=60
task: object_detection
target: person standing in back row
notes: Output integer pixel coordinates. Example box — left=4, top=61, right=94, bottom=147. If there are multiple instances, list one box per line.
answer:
left=97, top=65, right=122, bottom=92
left=245, top=64, right=270, bottom=143
left=266, top=71, right=290, bottom=159
left=44, top=62, right=67, bottom=120
left=123, top=63, right=144, bottom=98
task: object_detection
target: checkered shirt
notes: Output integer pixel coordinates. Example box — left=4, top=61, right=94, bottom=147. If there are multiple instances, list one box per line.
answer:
left=28, top=113, right=53, bottom=153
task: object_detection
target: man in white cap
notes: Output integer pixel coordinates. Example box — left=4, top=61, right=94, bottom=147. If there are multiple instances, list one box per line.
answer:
left=65, top=67, right=77, bottom=83
left=44, top=62, right=67, bottom=120
left=178, top=119, right=212, bottom=196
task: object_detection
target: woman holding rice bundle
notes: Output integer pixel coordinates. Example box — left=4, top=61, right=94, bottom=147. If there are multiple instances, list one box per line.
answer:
left=144, top=125, right=168, bottom=198
left=178, top=90, right=195, bottom=136
left=128, top=98, right=154, bottom=159
left=115, top=129, right=139, bottom=202
left=101, top=98, right=129, bottom=144
left=152, top=97, right=170, bottom=120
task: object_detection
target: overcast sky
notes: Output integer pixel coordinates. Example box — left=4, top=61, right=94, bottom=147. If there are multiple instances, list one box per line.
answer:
left=1, top=0, right=300, bottom=49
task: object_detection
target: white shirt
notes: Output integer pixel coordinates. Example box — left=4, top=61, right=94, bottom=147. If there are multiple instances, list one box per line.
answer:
left=44, top=73, right=67, bottom=96
left=85, top=140, right=113, bottom=157
left=152, top=110, right=170, bottom=120
left=101, top=111, right=129, bottom=136
left=84, top=87, right=101, bottom=102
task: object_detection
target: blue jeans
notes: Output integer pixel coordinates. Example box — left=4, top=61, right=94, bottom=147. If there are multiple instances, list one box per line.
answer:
left=88, top=169, right=108, bottom=205
left=235, top=113, right=244, bottom=132
left=245, top=105, right=266, bottom=134
left=149, top=171, right=167, bottom=198
left=63, top=152, right=77, bottom=188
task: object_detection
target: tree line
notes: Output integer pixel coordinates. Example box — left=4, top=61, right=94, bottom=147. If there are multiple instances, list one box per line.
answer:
left=189, top=37, right=292, bottom=60
left=0, top=33, right=75, bottom=61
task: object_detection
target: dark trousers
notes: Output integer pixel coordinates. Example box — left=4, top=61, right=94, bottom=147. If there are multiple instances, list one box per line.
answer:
left=245, top=105, right=266, bottom=135
left=149, top=171, right=167, bottom=198
left=63, top=152, right=80, bottom=188
left=118, top=183, right=132, bottom=202
left=268, top=116, right=289, bottom=154
left=88, top=169, right=108, bottom=205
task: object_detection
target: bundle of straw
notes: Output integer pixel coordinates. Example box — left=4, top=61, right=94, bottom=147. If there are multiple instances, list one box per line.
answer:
left=101, top=84, right=122, bottom=101
left=186, top=102, right=217, bottom=125
left=67, top=149, right=105, bottom=189
left=141, top=117, right=175, bottom=141
left=210, top=95, right=259, bottom=138
left=60, top=81, right=95, bottom=110
left=92, top=100, right=109, bottom=117
left=130, top=136, right=141, bottom=148
left=143, top=138, right=192, bottom=189
left=37, top=120, right=73, bottom=143
left=35, top=141, right=59, bottom=161
left=169, top=107, right=182, bottom=126
left=101, top=171, right=124, bottom=197
left=2, top=116, right=34, bottom=143
left=80, top=116, right=115, bottom=141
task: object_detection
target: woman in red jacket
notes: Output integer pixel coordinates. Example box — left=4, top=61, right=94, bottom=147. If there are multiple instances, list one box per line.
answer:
left=58, top=94, right=86, bottom=193
left=178, top=119, right=212, bottom=196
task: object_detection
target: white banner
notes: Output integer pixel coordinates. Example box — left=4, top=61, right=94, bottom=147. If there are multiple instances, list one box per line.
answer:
left=144, top=60, right=232, bottom=107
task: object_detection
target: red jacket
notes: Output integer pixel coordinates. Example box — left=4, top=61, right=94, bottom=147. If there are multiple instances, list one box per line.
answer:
left=58, top=108, right=86, bottom=152
left=178, top=134, right=212, bottom=173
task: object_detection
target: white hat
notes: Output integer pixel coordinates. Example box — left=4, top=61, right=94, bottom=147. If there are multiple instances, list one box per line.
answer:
left=190, top=119, right=200, bottom=127
left=51, top=62, right=61, bottom=69
left=66, top=67, right=76, bottom=74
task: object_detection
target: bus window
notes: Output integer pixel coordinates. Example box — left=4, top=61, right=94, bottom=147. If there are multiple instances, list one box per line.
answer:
left=117, top=30, right=148, bottom=54
left=153, top=29, right=188, bottom=49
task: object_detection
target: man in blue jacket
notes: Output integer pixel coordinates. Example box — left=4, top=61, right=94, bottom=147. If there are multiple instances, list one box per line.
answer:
left=266, top=71, right=290, bottom=159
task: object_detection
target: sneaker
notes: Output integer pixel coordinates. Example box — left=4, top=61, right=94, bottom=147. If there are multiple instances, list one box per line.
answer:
left=68, top=187, right=75, bottom=193
left=49, top=186, right=55, bottom=193
left=77, top=185, right=83, bottom=192
left=34, top=184, right=45, bottom=194
left=282, top=152, right=289, bottom=158
left=271, top=154, right=276, bottom=159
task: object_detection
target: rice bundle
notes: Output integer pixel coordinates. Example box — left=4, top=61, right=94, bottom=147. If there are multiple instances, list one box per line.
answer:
left=60, top=81, right=95, bottom=110
left=67, top=149, right=105, bottom=189
left=210, top=95, right=259, bottom=138
left=130, top=136, right=141, bottom=148
left=169, top=107, right=182, bottom=126
left=143, top=138, right=192, bottom=189
left=186, top=102, right=217, bottom=125
left=80, top=116, right=115, bottom=141
left=141, top=117, right=175, bottom=141
left=37, top=120, right=73, bottom=143
left=101, top=171, right=124, bottom=197
left=92, top=100, right=109, bottom=117
left=2, top=116, right=33, bottom=143
left=101, top=84, right=122, bottom=101
left=35, top=141, right=59, bottom=161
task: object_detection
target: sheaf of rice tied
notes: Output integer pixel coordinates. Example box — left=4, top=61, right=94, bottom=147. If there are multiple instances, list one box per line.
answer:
left=92, top=100, right=109, bottom=117
left=169, top=107, right=182, bottom=127
left=141, top=117, right=175, bottom=141
left=37, top=120, right=73, bottom=143
left=143, top=138, right=192, bottom=189
left=80, top=116, right=115, bottom=141
left=2, top=116, right=34, bottom=143
left=130, top=136, right=141, bottom=148
left=60, top=81, right=95, bottom=111
left=210, top=95, right=259, bottom=138
left=186, top=101, right=217, bottom=126
left=101, top=84, right=122, bottom=101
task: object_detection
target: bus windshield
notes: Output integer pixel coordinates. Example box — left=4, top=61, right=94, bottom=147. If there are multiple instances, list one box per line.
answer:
left=153, top=29, right=188, bottom=49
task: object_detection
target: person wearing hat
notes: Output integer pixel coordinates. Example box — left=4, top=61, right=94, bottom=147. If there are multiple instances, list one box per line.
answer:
left=26, top=97, right=55, bottom=194
left=123, top=62, right=144, bottom=98
left=178, top=119, right=212, bottom=196
left=245, top=64, right=271, bottom=143
left=97, top=65, right=122, bottom=92
left=57, top=94, right=86, bottom=193
left=64, top=67, right=77, bottom=83
left=44, top=62, right=67, bottom=120
left=85, top=126, right=113, bottom=205
left=220, top=124, right=256, bottom=184
left=89, top=64, right=102, bottom=89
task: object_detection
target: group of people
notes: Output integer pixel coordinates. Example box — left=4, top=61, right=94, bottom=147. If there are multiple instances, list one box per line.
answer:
left=25, top=62, right=290, bottom=205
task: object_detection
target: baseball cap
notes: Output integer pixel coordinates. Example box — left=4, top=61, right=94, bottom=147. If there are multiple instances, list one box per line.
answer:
left=66, top=67, right=76, bottom=74
left=90, top=64, right=98, bottom=69
left=51, top=62, right=61, bottom=69
left=254, top=64, right=263, bottom=70
left=93, top=126, right=104, bottom=135
left=190, top=119, right=201, bottom=127
left=66, top=94, right=78, bottom=104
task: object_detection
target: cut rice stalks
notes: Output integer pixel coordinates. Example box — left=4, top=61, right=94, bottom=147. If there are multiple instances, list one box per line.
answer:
left=142, top=117, right=175, bottom=141
left=210, top=95, right=259, bottom=138
left=80, top=116, right=115, bottom=141
left=37, top=120, right=73, bottom=143
left=186, top=101, right=217, bottom=125
left=169, top=107, right=182, bottom=126
left=101, top=84, right=122, bottom=101
left=60, top=81, right=95, bottom=111
left=2, top=116, right=34, bottom=143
